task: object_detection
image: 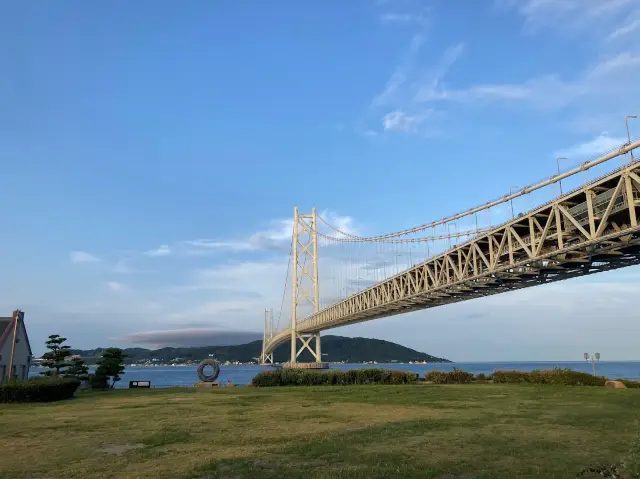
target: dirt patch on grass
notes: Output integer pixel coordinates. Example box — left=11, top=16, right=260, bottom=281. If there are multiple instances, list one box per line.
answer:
left=97, top=443, right=144, bottom=456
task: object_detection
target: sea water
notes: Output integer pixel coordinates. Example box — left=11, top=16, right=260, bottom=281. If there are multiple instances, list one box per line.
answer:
left=31, top=361, right=640, bottom=388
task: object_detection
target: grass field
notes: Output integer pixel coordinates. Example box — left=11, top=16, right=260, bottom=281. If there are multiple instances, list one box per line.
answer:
left=1, top=384, right=639, bottom=479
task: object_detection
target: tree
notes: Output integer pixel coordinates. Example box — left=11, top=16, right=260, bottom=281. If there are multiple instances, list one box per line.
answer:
left=63, top=357, right=89, bottom=381
left=94, top=348, right=126, bottom=389
left=40, top=334, right=72, bottom=376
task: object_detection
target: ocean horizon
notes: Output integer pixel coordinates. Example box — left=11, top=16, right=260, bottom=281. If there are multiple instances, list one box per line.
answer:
left=30, top=360, right=640, bottom=387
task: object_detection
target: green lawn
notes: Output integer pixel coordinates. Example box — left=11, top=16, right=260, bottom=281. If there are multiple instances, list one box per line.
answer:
left=1, top=384, right=639, bottom=478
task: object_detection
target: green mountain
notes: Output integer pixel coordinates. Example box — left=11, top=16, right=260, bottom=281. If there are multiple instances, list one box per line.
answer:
left=70, top=335, right=450, bottom=364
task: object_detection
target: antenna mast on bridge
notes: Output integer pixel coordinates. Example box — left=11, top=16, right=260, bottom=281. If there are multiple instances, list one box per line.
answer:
left=289, top=207, right=324, bottom=367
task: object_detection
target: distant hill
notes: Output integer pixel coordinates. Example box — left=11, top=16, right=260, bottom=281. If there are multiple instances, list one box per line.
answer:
left=70, top=335, right=450, bottom=364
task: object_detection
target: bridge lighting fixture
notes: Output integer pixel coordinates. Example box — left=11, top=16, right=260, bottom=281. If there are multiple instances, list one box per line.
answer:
left=556, top=157, right=568, bottom=195
left=626, top=115, right=638, bottom=162
left=447, top=223, right=457, bottom=247
left=509, top=186, right=519, bottom=218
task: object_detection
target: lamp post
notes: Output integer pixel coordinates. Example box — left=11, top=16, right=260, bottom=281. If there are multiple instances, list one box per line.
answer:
left=556, top=157, right=568, bottom=195
left=447, top=222, right=457, bottom=248
left=509, top=186, right=519, bottom=218
left=625, top=115, right=638, bottom=162
left=584, top=352, right=601, bottom=376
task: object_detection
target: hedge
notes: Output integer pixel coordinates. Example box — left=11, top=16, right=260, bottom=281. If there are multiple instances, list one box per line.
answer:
left=0, top=377, right=81, bottom=403
left=252, top=368, right=417, bottom=387
left=492, top=368, right=607, bottom=386
left=424, top=368, right=474, bottom=384
left=617, top=379, right=640, bottom=389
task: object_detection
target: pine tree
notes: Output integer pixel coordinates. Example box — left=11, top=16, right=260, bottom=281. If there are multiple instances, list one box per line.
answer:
left=63, top=357, right=89, bottom=380
left=40, top=334, right=72, bottom=376
left=94, top=348, right=127, bottom=388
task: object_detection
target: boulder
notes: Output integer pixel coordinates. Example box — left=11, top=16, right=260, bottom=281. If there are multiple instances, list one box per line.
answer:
left=604, top=380, right=627, bottom=389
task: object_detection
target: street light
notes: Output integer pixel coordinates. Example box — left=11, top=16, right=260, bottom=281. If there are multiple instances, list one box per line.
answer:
left=584, top=352, right=601, bottom=376
left=509, top=186, right=519, bottom=218
left=447, top=223, right=457, bottom=248
left=556, top=157, right=568, bottom=195
left=625, top=115, right=638, bottom=162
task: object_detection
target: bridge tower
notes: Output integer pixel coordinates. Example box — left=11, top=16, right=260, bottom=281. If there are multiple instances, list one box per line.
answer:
left=261, top=308, right=274, bottom=365
left=287, top=207, right=326, bottom=368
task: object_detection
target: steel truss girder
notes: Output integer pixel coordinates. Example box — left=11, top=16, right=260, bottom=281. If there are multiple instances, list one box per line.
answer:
left=264, top=162, right=640, bottom=356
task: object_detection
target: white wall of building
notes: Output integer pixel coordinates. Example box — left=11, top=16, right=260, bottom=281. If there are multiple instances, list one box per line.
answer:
left=0, top=321, right=32, bottom=383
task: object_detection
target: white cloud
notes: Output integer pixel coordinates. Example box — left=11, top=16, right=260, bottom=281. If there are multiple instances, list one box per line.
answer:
left=321, top=210, right=357, bottom=238
left=113, top=259, right=131, bottom=273
left=183, top=220, right=291, bottom=254
left=412, top=43, right=465, bottom=102
left=112, top=329, right=262, bottom=348
left=608, top=18, right=640, bottom=40
left=380, top=12, right=428, bottom=26
left=182, top=212, right=357, bottom=254
left=383, top=110, right=425, bottom=132
left=105, top=281, right=126, bottom=292
left=144, top=244, right=171, bottom=257
left=500, top=0, right=636, bottom=34
left=69, top=251, right=100, bottom=263
left=370, top=40, right=463, bottom=135
left=371, top=33, right=425, bottom=109
left=555, top=133, right=627, bottom=159
left=416, top=52, right=640, bottom=134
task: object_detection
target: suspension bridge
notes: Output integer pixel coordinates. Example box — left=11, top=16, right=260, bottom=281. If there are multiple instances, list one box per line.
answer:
left=261, top=139, right=640, bottom=367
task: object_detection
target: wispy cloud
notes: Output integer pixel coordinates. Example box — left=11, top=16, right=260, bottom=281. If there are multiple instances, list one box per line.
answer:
left=608, top=18, right=640, bottom=40
left=380, top=12, right=428, bottom=26
left=370, top=33, right=426, bottom=109
left=412, top=43, right=465, bottom=102
left=499, top=0, right=636, bottom=34
left=382, top=110, right=432, bottom=132
left=554, top=133, right=627, bottom=159
left=183, top=219, right=292, bottom=254
left=181, top=211, right=357, bottom=255
left=105, top=281, right=126, bottom=292
left=69, top=251, right=100, bottom=264
left=144, top=244, right=172, bottom=257
left=112, top=328, right=262, bottom=348
left=370, top=39, right=464, bottom=135
left=416, top=52, right=640, bottom=134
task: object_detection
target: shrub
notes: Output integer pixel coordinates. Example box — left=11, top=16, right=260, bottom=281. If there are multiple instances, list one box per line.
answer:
left=617, top=379, right=640, bottom=389
left=424, top=368, right=474, bottom=384
left=475, top=373, right=487, bottom=381
left=492, top=370, right=532, bottom=384
left=251, top=368, right=416, bottom=387
left=492, top=368, right=607, bottom=386
left=0, top=377, right=80, bottom=403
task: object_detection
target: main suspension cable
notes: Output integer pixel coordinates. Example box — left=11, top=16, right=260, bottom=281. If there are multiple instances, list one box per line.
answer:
left=317, top=138, right=640, bottom=241
left=275, top=234, right=293, bottom=333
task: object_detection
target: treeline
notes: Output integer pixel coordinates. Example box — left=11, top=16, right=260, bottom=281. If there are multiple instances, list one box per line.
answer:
left=2, top=334, right=128, bottom=403
left=70, top=335, right=450, bottom=364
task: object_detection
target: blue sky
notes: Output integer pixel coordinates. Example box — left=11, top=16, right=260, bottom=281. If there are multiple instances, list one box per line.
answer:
left=2, top=0, right=640, bottom=359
